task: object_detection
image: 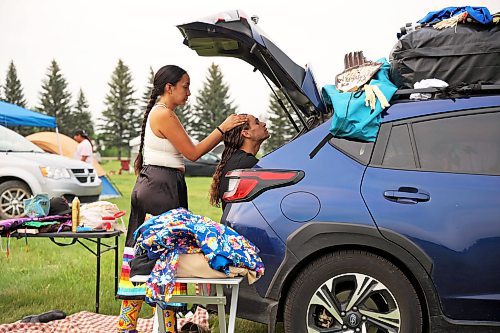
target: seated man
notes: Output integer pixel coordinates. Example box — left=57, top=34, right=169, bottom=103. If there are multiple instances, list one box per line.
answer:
left=210, top=114, right=270, bottom=210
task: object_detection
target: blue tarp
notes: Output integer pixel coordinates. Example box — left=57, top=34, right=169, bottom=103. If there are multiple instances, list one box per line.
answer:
left=418, top=6, right=493, bottom=25
left=99, top=176, right=121, bottom=199
left=0, top=101, right=57, bottom=128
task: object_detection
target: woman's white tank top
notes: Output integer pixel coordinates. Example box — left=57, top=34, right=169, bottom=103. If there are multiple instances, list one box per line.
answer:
left=143, top=109, right=185, bottom=170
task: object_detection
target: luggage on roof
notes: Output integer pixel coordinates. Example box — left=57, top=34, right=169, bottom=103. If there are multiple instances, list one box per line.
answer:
left=389, top=24, right=500, bottom=89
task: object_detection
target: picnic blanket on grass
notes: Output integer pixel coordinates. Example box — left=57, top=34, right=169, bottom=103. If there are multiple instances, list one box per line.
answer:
left=0, top=309, right=209, bottom=333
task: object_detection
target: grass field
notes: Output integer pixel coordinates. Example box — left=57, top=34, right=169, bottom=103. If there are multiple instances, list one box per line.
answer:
left=0, top=160, right=269, bottom=332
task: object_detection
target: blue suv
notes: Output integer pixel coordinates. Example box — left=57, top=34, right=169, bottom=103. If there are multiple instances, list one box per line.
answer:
left=178, top=10, right=500, bottom=333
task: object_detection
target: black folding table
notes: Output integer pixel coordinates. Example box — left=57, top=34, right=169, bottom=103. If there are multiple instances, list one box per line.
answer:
left=12, top=230, right=121, bottom=313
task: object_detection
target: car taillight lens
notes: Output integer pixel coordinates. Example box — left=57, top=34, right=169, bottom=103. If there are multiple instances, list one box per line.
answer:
left=223, top=169, right=304, bottom=203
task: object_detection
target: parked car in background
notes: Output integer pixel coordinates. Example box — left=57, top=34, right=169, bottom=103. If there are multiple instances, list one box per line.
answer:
left=184, top=151, right=220, bottom=177
left=0, top=125, right=102, bottom=219
left=179, top=10, right=500, bottom=333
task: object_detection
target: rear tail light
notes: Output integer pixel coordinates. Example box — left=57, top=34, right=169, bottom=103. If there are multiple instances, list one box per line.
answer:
left=223, top=169, right=304, bottom=203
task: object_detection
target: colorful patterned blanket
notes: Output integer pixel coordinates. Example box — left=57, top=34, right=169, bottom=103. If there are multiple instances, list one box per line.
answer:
left=133, top=208, right=265, bottom=309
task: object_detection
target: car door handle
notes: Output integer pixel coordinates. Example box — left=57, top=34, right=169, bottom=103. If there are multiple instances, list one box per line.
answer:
left=384, top=187, right=430, bottom=204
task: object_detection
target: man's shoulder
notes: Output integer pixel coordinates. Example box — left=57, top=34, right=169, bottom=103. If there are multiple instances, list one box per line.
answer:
left=227, top=150, right=258, bottom=169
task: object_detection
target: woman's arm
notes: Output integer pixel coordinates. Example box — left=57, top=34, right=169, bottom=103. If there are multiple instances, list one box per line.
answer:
left=150, top=108, right=246, bottom=161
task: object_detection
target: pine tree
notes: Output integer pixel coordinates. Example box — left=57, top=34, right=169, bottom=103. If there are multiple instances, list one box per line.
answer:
left=37, top=60, right=73, bottom=134
left=2, top=60, right=34, bottom=136
left=66, top=89, right=94, bottom=137
left=176, top=102, right=193, bottom=137
left=3, top=60, right=27, bottom=107
left=263, top=89, right=299, bottom=153
left=191, top=63, right=236, bottom=141
left=99, top=59, right=139, bottom=159
left=141, top=67, right=154, bottom=110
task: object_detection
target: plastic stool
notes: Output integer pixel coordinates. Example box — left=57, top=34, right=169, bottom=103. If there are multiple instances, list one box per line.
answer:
left=129, top=276, right=243, bottom=333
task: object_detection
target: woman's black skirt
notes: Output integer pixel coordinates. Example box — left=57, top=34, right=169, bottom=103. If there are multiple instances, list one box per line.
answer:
left=125, top=165, right=187, bottom=247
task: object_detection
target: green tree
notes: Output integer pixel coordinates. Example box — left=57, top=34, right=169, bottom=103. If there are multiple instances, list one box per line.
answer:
left=176, top=102, right=193, bottom=136
left=2, top=60, right=34, bottom=136
left=263, top=89, right=299, bottom=153
left=37, top=60, right=73, bottom=134
left=66, top=89, right=94, bottom=138
left=3, top=60, right=27, bottom=107
left=141, top=66, right=154, bottom=110
left=99, top=59, right=138, bottom=159
left=191, top=63, right=236, bottom=141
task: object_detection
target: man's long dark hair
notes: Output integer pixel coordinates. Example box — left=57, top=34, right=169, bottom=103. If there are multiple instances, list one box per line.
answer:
left=209, top=118, right=249, bottom=207
left=134, top=65, right=187, bottom=175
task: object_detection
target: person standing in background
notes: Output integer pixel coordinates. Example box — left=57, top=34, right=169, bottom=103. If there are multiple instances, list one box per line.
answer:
left=73, top=129, right=93, bottom=164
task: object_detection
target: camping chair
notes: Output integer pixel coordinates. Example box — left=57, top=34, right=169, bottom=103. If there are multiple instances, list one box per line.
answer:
left=118, top=160, right=131, bottom=175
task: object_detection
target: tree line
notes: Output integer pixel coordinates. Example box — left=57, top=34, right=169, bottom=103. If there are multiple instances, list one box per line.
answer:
left=0, top=59, right=296, bottom=157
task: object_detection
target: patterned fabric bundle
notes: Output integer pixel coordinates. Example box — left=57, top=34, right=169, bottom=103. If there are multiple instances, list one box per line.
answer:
left=133, top=208, right=265, bottom=309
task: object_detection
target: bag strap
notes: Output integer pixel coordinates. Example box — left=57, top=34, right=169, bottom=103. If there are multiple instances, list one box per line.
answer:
left=309, top=133, right=334, bottom=159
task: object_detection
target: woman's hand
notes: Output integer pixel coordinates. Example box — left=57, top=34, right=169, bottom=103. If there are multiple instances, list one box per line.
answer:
left=219, top=114, right=248, bottom=132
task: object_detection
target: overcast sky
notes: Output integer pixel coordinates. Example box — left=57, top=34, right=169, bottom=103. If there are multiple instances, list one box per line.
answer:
left=1, top=0, right=499, bottom=124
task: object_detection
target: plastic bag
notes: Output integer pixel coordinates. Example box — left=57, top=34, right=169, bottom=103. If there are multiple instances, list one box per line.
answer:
left=23, top=193, right=50, bottom=218
left=79, top=201, right=126, bottom=232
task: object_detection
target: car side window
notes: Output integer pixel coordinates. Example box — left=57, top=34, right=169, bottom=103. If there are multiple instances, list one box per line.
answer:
left=329, top=137, right=374, bottom=165
left=412, top=112, right=500, bottom=175
left=382, top=124, right=415, bottom=168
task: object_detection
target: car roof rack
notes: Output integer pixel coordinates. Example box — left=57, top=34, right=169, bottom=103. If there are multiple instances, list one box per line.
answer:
left=394, top=83, right=500, bottom=98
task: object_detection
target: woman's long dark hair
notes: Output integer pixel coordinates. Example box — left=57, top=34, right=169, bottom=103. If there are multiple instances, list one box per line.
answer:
left=134, top=65, right=187, bottom=174
left=209, top=118, right=249, bottom=207
left=74, top=129, right=93, bottom=149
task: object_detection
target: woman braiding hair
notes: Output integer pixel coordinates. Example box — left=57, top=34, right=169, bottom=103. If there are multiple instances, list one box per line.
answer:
left=133, top=65, right=186, bottom=174
left=117, top=64, right=247, bottom=333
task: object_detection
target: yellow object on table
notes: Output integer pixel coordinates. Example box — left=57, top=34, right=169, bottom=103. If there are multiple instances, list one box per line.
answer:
left=72, top=196, right=80, bottom=232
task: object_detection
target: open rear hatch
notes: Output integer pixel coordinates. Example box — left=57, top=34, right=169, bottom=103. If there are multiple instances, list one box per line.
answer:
left=177, top=10, right=327, bottom=131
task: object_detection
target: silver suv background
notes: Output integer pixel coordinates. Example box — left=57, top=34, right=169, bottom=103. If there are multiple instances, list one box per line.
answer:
left=0, top=125, right=102, bottom=219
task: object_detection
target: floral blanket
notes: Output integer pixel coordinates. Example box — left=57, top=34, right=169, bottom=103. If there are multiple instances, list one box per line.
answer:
left=133, top=208, right=265, bottom=309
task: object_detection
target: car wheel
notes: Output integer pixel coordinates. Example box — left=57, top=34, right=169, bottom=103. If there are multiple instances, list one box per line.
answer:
left=0, top=180, right=32, bottom=219
left=283, top=250, right=422, bottom=333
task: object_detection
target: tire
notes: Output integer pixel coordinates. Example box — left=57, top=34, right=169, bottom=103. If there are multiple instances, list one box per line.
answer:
left=0, top=180, right=32, bottom=219
left=283, top=250, right=423, bottom=333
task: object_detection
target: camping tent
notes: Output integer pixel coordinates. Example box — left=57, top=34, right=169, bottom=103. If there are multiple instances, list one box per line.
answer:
left=27, top=132, right=105, bottom=175
left=0, top=101, right=57, bottom=128
left=26, top=132, right=121, bottom=199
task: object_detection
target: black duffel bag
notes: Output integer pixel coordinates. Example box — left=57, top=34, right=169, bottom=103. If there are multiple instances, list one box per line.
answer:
left=390, top=24, right=500, bottom=89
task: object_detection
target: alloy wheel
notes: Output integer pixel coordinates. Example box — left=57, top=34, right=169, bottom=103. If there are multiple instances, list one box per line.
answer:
left=307, top=273, right=401, bottom=333
left=0, top=187, right=30, bottom=218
